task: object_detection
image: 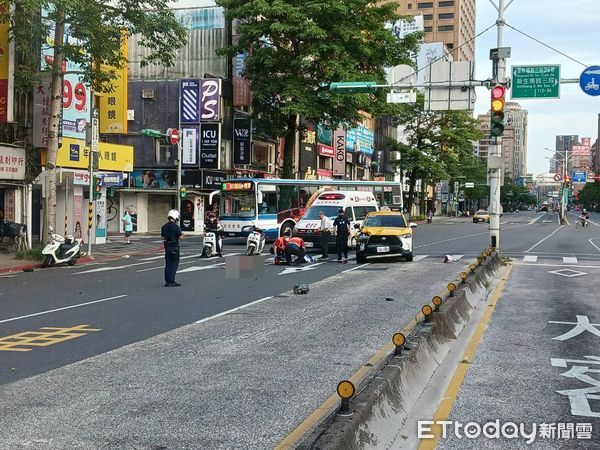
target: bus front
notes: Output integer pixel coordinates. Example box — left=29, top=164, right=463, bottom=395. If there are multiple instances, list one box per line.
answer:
left=219, top=180, right=258, bottom=238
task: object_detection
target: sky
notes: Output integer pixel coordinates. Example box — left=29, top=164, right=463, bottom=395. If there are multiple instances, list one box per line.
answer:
left=172, top=0, right=599, bottom=177
left=474, top=0, right=600, bottom=176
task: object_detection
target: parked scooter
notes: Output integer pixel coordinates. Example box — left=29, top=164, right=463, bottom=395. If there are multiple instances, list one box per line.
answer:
left=42, top=227, right=82, bottom=267
left=245, top=225, right=266, bottom=256
left=202, top=225, right=223, bottom=258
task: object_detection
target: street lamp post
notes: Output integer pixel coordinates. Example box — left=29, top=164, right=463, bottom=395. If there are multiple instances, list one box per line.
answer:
left=544, top=147, right=571, bottom=223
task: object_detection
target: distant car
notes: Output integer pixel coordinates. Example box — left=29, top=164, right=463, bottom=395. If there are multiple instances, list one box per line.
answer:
left=472, top=210, right=490, bottom=223
left=539, top=205, right=548, bottom=212
left=355, top=211, right=417, bottom=263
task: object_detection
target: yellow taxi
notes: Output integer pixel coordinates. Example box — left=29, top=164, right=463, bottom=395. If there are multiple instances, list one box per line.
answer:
left=355, top=211, right=417, bottom=263
left=472, top=210, right=490, bottom=223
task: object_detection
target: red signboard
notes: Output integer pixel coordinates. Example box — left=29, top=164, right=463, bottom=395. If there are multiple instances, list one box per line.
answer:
left=317, top=143, right=334, bottom=158
left=317, top=169, right=333, bottom=178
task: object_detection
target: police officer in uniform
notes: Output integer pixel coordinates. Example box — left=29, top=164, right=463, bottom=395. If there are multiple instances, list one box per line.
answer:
left=161, top=209, right=183, bottom=287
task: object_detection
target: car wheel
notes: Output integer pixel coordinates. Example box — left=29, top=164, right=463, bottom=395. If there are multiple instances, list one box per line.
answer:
left=356, top=253, right=367, bottom=263
left=473, top=219, right=477, bottom=223
left=280, top=221, right=295, bottom=238
left=405, top=253, right=413, bottom=262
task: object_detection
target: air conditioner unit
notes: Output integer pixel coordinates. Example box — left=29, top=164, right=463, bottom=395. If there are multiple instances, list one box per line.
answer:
left=141, top=89, right=155, bottom=99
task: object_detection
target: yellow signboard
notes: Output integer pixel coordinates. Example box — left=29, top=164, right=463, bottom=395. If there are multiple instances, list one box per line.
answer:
left=42, top=137, right=134, bottom=172
left=98, top=32, right=128, bottom=134
left=0, top=19, right=8, bottom=79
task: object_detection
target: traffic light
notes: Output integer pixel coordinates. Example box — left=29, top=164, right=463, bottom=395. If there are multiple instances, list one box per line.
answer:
left=490, top=85, right=506, bottom=137
left=179, top=187, right=187, bottom=199
left=92, top=175, right=102, bottom=200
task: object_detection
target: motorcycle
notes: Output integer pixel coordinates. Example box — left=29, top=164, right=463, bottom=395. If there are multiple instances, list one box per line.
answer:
left=42, top=227, right=82, bottom=267
left=202, top=225, right=223, bottom=258
left=244, top=225, right=265, bottom=256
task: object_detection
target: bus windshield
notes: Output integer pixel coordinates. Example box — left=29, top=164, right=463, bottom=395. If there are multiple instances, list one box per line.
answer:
left=302, top=205, right=340, bottom=220
left=222, top=191, right=256, bottom=218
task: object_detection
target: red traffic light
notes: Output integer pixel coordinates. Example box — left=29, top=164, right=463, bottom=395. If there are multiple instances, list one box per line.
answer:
left=491, top=85, right=506, bottom=99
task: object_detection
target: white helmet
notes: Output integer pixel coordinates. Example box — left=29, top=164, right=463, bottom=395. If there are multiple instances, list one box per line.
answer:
left=168, top=209, right=180, bottom=221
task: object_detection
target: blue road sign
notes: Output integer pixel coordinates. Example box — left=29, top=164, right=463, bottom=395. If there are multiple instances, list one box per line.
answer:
left=572, top=171, right=587, bottom=183
left=580, top=66, right=600, bottom=96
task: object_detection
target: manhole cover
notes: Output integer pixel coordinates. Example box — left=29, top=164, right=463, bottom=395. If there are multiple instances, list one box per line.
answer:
left=548, top=269, right=588, bottom=278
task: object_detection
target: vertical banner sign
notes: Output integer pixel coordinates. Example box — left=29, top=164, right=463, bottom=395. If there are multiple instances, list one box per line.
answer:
left=333, top=127, right=346, bottom=176
left=0, top=15, right=9, bottom=123
left=180, top=79, right=200, bottom=124
left=200, top=78, right=221, bottom=121
left=99, top=31, right=128, bottom=133
left=182, top=128, right=198, bottom=165
left=33, top=75, right=52, bottom=147
left=199, top=123, right=221, bottom=169
left=233, top=118, right=251, bottom=165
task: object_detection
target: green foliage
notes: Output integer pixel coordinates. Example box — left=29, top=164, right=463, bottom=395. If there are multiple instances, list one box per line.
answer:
left=501, top=178, right=535, bottom=209
left=388, top=93, right=483, bottom=211
left=16, top=246, right=44, bottom=261
left=577, top=181, right=600, bottom=211
left=1, top=0, right=187, bottom=93
left=460, top=159, right=488, bottom=201
left=216, top=0, right=421, bottom=177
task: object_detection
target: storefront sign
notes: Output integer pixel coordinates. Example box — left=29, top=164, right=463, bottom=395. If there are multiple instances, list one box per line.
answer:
left=100, top=173, right=124, bottom=187
left=200, top=79, right=221, bottom=121
left=317, top=143, right=335, bottom=158
left=345, top=125, right=374, bottom=156
left=47, top=137, right=134, bottom=172
left=99, top=32, right=128, bottom=134
left=73, top=171, right=91, bottom=185
left=346, top=152, right=353, bottom=163
left=222, top=181, right=252, bottom=191
left=200, top=122, right=220, bottom=169
left=181, top=79, right=200, bottom=124
left=182, top=128, right=198, bottom=165
left=316, top=169, right=333, bottom=179
left=333, top=127, right=346, bottom=176
left=202, top=170, right=227, bottom=190
left=128, top=169, right=177, bottom=189
left=233, top=118, right=252, bottom=165
left=0, top=146, right=26, bottom=180
left=0, top=18, right=9, bottom=123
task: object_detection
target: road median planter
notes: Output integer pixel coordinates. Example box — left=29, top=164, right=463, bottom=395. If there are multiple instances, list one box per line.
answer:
left=299, top=251, right=504, bottom=450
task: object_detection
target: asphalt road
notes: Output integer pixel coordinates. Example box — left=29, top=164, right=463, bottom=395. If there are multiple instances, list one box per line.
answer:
left=1, top=211, right=599, bottom=448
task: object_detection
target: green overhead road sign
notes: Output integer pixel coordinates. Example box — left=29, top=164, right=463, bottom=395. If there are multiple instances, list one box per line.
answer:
left=511, top=65, right=560, bottom=99
left=329, top=81, right=377, bottom=94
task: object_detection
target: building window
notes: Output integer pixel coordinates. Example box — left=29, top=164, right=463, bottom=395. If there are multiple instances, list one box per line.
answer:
left=439, top=0, right=454, bottom=6
left=408, top=3, right=412, bottom=9
left=423, top=14, right=433, bottom=20
left=439, top=13, right=454, bottom=19
left=438, top=24, right=454, bottom=31
left=424, top=26, right=433, bottom=32
left=418, top=2, right=434, bottom=8
left=446, top=43, right=454, bottom=50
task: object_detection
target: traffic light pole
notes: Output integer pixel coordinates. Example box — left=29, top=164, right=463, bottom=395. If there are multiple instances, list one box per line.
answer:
left=488, top=0, right=510, bottom=251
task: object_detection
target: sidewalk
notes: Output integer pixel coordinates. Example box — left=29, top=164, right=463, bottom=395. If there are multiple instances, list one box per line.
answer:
left=0, top=233, right=165, bottom=274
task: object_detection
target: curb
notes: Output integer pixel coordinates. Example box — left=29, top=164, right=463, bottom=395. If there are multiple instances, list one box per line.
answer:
left=298, top=252, right=504, bottom=450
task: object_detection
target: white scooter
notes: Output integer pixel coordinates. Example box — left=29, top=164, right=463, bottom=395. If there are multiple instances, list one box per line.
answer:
left=202, top=226, right=223, bottom=258
left=42, top=227, right=82, bottom=267
left=245, top=225, right=266, bottom=256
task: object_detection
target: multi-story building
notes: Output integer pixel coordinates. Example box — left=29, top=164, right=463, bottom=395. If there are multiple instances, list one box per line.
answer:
left=554, top=135, right=578, bottom=175
left=505, top=102, right=527, bottom=180
left=592, top=114, right=600, bottom=175
left=395, top=0, right=476, bottom=61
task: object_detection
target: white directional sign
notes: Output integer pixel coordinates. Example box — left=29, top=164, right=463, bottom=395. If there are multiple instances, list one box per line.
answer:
left=387, top=92, right=416, bottom=104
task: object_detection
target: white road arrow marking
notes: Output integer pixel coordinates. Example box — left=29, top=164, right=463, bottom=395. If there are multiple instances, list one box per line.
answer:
left=73, top=260, right=155, bottom=274
left=178, top=262, right=225, bottom=273
left=278, top=262, right=325, bottom=275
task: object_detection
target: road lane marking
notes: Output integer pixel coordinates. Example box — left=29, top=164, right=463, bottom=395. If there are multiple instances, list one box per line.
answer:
left=340, top=263, right=370, bottom=273
left=563, top=256, right=579, bottom=264
left=589, top=238, right=600, bottom=253
left=528, top=215, right=545, bottom=225
left=178, top=263, right=226, bottom=274
left=523, top=255, right=538, bottom=263
left=278, top=262, right=325, bottom=275
left=515, top=262, right=600, bottom=269
left=0, top=295, right=127, bottom=324
left=524, top=225, right=565, bottom=253
left=412, top=255, right=429, bottom=262
left=194, top=296, right=273, bottom=325
left=73, top=261, right=155, bottom=274
left=0, top=325, right=101, bottom=352
left=418, top=264, right=513, bottom=450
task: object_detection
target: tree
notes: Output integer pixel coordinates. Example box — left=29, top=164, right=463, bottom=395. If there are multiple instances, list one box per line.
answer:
left=2, top=0, right=187, bottom=235
left=388, top=94, right=483, bottom=214
left=216, top=0, right=420, bottom=178
left=577, top=181, right=600, bottom=211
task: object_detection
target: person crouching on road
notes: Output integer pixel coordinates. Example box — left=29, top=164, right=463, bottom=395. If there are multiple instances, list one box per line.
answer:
left=284, top=236, right=306, bottom=266
left=333, top=208, right=351, bottom=262
left=161, top=209, right=183, bottom=287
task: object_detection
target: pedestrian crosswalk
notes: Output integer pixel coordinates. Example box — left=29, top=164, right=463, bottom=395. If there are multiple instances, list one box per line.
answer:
left=516, top=255, right=600, bottom=267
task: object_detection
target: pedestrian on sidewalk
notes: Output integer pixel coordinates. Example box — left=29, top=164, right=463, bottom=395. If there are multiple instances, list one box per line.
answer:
left=121, top=208, right=133, bottom=244
left=318, top=211, right=332, bottom=259
left=333, top=208, right=351, bottom=262
left=161, top=209, right=183, bottom=287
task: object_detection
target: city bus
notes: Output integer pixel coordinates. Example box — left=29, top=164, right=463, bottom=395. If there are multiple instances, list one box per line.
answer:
left=212, top=178, right=404, bottom=240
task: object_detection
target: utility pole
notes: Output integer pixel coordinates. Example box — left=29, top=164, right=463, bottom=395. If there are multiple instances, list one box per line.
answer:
left=488, top=0, right=512, bottom=250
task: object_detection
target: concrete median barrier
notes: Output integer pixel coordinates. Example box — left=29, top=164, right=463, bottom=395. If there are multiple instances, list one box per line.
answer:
left=298, top=251, right=505, bottom=450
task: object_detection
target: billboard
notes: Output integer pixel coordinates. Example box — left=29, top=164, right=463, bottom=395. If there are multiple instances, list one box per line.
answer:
left=99, top=32, right=128, bottom=134
left=43, top=138, right=134, bottom=172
